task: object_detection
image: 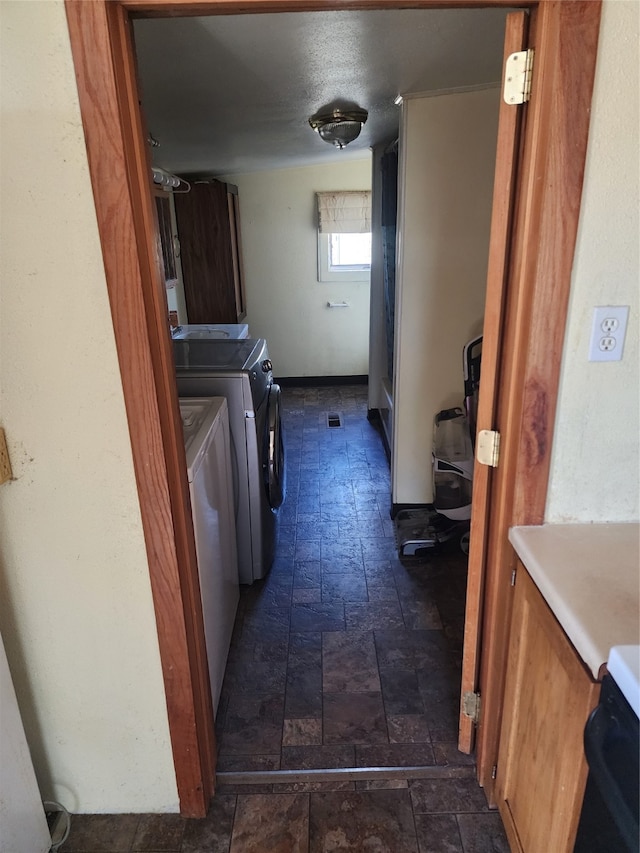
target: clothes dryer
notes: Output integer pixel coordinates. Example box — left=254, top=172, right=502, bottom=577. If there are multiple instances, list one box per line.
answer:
left=174, top=338, right=284, bottom=584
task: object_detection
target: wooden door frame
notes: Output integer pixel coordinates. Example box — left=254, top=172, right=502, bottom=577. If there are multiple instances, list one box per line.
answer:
left=64, top=0, right=601, bottom=817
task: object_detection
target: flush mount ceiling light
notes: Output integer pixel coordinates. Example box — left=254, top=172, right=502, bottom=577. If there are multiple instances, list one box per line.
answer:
left=308, top=107, right=368, bottom=149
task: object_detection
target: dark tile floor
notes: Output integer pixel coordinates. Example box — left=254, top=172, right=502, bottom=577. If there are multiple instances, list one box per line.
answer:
left=216, top=384, right=469, bottom=772
left=63, top=385, right=509, bottom=852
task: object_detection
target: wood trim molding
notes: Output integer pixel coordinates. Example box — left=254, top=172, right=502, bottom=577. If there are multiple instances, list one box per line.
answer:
left=65, top=0, right=215, bottom=817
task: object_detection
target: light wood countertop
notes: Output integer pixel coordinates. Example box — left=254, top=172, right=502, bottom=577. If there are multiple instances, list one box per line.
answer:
left=509, top=523, right=639, bottom=679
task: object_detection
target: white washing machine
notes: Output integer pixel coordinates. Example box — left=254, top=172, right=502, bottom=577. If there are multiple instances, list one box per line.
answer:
left=174, top=338, right=285, bottom=585
left=179, top=395, right=239, bottom=713
left=173, top=323, right=249, bottom=340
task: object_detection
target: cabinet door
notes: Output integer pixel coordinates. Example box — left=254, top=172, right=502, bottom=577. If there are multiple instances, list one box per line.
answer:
left=174, top=180, right=238, bottom=324
left=495, top=565, right=600, bottom=853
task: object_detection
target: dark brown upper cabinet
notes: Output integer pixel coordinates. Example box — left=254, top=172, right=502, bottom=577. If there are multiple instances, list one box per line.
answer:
left=174, top=179, right=247, bottom=324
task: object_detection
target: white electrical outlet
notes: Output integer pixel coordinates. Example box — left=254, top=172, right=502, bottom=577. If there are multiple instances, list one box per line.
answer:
left=588, top=305, right=630, bottom=362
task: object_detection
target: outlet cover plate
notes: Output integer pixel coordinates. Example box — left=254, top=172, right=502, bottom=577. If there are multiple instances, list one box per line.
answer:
left=588, top=305, right=630, bottom=362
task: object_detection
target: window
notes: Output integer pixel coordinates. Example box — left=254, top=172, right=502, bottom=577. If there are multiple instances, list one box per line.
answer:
left=316, top=191, right=371, bottom=283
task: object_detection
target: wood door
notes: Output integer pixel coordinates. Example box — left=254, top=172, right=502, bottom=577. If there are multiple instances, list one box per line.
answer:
left=458, top=9, right=529, bottom=754
left=473, top=0, right=602, bottom=803
left=495, top=566, right=600, bottom=853
left=174, top=180, right=238, bottom=324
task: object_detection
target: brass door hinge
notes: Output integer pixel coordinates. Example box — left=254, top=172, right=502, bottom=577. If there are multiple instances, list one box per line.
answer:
left=476, top=430, right=500, bottom=468
left=503, top=49, right=534, bottom=105
left=462, top=691, right=481, bottom=725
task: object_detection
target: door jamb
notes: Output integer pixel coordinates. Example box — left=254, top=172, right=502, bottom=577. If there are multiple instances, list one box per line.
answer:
left=64, top=0, right=601, bottom=817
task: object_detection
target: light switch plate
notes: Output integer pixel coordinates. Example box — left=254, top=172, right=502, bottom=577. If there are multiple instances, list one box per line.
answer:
left=588, top=305, right=630, bottom=362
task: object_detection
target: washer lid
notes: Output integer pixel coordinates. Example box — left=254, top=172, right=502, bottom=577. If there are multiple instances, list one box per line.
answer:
left=173, top=338, right=262, bottom=371
left=173, top=323, right=249, bottom=340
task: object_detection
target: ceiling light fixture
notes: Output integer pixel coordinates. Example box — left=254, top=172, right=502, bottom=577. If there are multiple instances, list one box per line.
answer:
left=308, top=107, right=368, bottom=149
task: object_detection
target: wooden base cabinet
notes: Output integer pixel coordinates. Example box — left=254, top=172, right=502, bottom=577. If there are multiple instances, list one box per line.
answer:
left=495, top=565, right=600, bottom=853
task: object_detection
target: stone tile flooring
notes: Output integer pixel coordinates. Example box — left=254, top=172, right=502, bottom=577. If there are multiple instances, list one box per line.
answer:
left=63, top=385, right=509, bottom=852
left=64, top=782, right=509, bottom=851
left=216, top=384, right=469, bottom=772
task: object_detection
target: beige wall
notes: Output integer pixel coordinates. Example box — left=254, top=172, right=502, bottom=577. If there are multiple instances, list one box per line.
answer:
left=546, top=0, right=639, bottom=523
left=0, top=1, right=178, bottom=813
left=393, top=88, right=500, bottom=505
left=224, top=159, right=372, bottom=377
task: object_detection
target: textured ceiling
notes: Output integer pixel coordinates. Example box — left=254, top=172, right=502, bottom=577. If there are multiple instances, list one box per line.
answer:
left=133, top=9, right=509, bottom=177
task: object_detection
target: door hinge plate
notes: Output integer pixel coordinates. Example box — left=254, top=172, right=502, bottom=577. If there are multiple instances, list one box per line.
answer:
left=503, top=49, right=534, bottom=105
left=476, top=430, right=500, bottom=468
left=462, top=691, right=481, bottom=724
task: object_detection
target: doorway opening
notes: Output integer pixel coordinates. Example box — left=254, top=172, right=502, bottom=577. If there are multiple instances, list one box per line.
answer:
left=129, top=7, right=503, bottom=782
left=65, top=0, right=601, bottom=818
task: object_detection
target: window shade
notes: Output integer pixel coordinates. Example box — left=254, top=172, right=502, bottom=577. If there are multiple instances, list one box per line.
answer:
left=317, top=190, right=372, bottom=234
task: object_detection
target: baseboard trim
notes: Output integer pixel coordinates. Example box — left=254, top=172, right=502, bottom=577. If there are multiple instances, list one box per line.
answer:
left=277, top=375, right=368, bottom=387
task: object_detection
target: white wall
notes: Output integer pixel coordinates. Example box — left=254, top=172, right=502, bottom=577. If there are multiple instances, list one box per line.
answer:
left=224, top=159, right=372, bottom=377
left=546, top=0, right=639, bottom=524
left=393, top=88, right=500, bottom=505
left=0, top=0, right=178, bottom=814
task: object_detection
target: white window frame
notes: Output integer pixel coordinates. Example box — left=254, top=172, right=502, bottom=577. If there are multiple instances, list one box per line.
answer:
left=317, top=231, right=371, bottom=283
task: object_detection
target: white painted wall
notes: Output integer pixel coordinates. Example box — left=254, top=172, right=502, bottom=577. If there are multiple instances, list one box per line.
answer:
left=0, top=0, right=178, bottom=814
left=393, top=88, right=500, bottom=505
left=223, top=159, right=372, bottom=377
left=545, top=0, right=639, bottom=524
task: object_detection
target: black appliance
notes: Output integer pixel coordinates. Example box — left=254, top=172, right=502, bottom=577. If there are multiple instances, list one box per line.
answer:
left=574, top=674, right=639, bottom=852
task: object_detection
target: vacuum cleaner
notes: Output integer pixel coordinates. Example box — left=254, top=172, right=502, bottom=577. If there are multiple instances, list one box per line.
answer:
left=395, top=335, right=482, bottom=556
